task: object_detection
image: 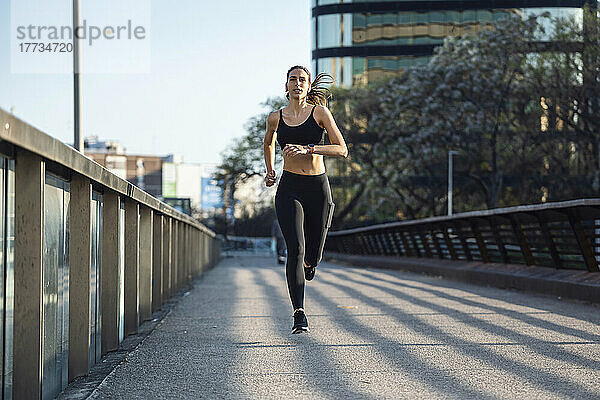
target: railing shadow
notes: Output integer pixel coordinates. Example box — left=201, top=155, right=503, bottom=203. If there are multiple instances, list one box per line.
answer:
left=301, top=267, right=500, bottom=399
left=348, top=267, right=600, bottom=343
left=249, top=263, right=380, bottom=400
left=320, top=265, right=599, bottom=398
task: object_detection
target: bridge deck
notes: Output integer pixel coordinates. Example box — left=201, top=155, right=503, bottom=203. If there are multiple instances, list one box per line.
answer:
left=79, top=256, right=600, bottom=399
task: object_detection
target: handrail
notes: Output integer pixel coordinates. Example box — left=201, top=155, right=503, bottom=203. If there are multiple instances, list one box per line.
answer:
left=326, top=199, right=600, bottom=272
left=0, top=107, right=214, bottom=236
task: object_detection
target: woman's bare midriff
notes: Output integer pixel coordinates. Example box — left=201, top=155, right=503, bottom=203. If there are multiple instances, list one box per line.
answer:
left=283, top=153, right=326, bottom=175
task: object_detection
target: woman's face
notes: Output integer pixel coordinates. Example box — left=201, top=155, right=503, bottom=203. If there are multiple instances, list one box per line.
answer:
left=286, top=69, right=310, bottom=100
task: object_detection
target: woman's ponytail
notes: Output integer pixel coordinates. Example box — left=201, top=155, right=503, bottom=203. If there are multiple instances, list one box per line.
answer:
left=307, top=73, right=334, bottom=106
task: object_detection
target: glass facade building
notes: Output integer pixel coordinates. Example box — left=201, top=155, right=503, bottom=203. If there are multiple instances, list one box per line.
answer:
left=311, top=1, right=592, bottom=86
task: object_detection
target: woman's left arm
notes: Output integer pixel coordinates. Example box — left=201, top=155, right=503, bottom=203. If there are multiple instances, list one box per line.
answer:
left=314, top=105, right=348, bottom=158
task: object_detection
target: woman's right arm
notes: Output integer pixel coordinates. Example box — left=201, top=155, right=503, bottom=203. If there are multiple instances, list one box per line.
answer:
left=264, top=111, right=278, bottom=187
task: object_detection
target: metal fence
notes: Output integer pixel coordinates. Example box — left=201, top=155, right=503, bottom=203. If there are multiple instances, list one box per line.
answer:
left=326, top=199, right=600, bottom=272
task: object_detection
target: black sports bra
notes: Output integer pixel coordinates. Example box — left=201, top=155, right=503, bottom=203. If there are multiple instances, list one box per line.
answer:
left=276, top=106, right=325, bottom=151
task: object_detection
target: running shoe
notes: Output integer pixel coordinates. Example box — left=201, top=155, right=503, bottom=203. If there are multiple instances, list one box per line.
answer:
left=304, top=264, right=316, bottom=281
left=292, top=310, right=309, bottom=334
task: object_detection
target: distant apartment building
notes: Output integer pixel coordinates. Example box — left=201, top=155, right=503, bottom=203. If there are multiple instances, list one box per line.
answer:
left=84, top=135, right=163, bottom=197
left=84, top=136, right=224, bottom=217
left=311, top=0, right=593, bottom=86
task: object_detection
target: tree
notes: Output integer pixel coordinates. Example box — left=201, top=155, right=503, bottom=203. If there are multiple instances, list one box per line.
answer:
left=366, top=13, right=555, bottom=219
left=215, top=97, right=286, bottom=234
left=326, top=83, right=386, bottom=227
left=216, top=97, right=287, bottom=190
left=526, top=5, right=600, bottom=197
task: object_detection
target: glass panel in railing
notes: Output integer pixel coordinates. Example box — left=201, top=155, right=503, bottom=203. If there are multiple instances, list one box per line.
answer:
left=0, top=157, right=5, bottom=396
left=42, top=177, right=60, bottom=400
left=89, top=199, right=97, bottom=368
left=94, top=192, right=103, bottom=362
left=4, top=159, right=14, bottom=400
left=59, top=182, right=70, bottom=390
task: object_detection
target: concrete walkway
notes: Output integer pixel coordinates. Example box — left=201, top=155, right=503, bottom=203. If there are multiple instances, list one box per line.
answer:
left=88, top=256, right=600, bottom=399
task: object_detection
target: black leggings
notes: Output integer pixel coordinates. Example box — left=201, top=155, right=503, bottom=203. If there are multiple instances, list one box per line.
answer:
left=275, top=170, right=335, bottom=310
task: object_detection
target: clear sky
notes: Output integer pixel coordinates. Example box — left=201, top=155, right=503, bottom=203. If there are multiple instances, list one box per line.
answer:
left=1, top=0, right=311, bottom=165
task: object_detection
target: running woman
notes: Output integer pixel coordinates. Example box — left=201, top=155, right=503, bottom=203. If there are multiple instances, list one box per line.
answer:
left=263, top=65, right=348, bottom=334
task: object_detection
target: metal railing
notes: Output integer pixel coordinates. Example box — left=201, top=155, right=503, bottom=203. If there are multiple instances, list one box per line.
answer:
left=0, top=108, right=221, bottom=399
left=326, top=199, right=600, bottom=272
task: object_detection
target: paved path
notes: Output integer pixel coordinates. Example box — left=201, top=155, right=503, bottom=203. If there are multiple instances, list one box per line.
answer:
left=89, top=256, right=600, bottom=399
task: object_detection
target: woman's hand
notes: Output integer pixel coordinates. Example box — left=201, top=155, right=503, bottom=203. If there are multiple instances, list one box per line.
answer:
left=282, top=144, right=308, bottom=158
left=265, top=170, right=277, bottom=187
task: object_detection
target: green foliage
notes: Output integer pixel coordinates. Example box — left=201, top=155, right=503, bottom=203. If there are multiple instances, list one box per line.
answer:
left=359, top=8, right=600, bottom=220
left=216, top=97, right=287, bottom=189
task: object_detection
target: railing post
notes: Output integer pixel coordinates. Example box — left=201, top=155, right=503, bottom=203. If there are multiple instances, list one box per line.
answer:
left=185, top=224, right=191, bottom=283
left=124, top=200, right=139, bottom=335
left=442, top=225, right=458, bottom=260
left=139, top=206, right=153, bottom=322
left=14, top=151, right=44, bottom=399
left=194, top=229, right=198, bottom=276
left=408, top=230, right=422, bottom=257
left=178, top=221, right=184, bottom=287
left=469, top=219, right=490, bottom=263
left=430, top=228, right=445, bottom=259
left=453, top=221, right=472, bottom=261
left=509, top=214, right=535, bottom=266
left=198, top=229, right=204, bottom=274
left=191, top=227, right=195, bottom=279
left=205, top=232, right=210, bottom=270
left=68, top=174, right=92, bottom=380
left=179, top=221, right=187, bottom=287
left=489, top=217, right=510, bottom=263
left=386, top=231, right=399, bottom=256
left=152, top=213, right=163, bottom=312
left=357, top=234, right=369, bottom=255
left=399, top=231, right=412, bottom=257
left=101, top=191, right=119, bottom=354
left=196, top=230, right=204, bottom=274
left=533, top=213, right=562, bottom=268
left=163, top=217, right=172, bottom=301
left=418, top=227, right=433, bottom=258
left=172, top=220, right=178, bottom=291
left=179, top=221, right=184, bottom=288
left=377, top=230, right=389, bottom=255
left=365, top=233, right=376, bottom=254
left=565, top=208, right=599, bottom=272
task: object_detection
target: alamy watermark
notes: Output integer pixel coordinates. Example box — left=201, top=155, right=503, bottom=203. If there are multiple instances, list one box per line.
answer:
left=11, top=0, right=151, bottom=74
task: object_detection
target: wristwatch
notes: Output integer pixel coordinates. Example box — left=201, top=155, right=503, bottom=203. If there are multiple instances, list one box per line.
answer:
left=307, top=144, right=315, bottom=154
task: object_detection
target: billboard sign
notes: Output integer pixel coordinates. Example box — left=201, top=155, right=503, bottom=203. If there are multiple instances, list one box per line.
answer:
left=201, top=165, right=223, bottom=211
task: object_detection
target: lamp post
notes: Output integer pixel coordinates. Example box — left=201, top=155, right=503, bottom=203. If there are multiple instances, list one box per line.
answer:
left=448, top=150, right=458, bottom=216
left=73, top=0, right=83, bottom=153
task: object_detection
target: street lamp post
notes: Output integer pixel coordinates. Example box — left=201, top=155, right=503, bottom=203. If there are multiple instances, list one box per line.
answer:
left=448, top=150, right=458, bottom=216
left=73, top=0, right=83, bottom=153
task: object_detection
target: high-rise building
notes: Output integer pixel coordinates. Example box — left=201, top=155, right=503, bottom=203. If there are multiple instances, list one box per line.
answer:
left=311, top=1, right=594, bottom=86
